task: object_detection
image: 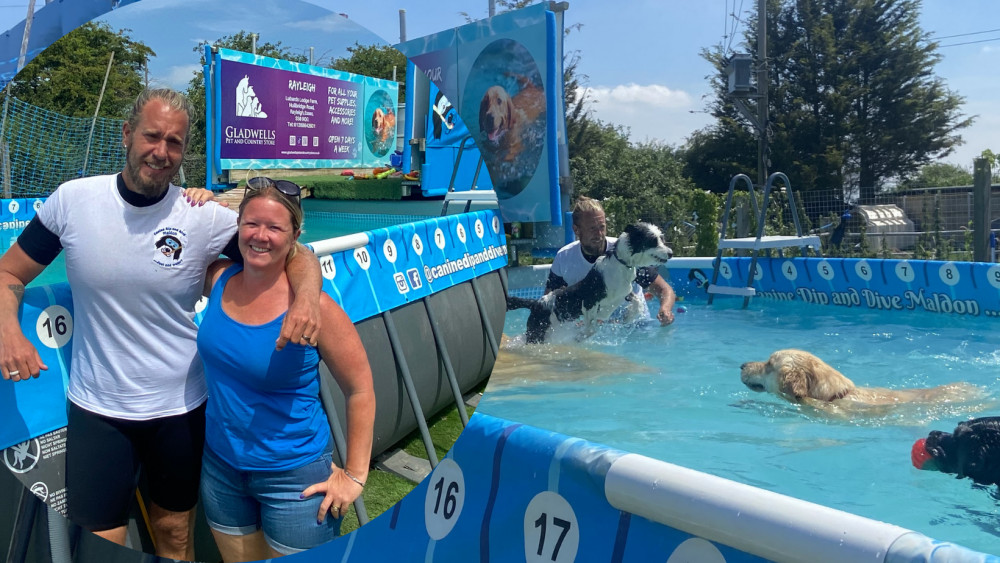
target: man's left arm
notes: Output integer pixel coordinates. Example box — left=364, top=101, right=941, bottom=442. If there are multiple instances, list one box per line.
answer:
left=280, top=244, right=323, bottom=349
left=636, top=266, right=676, bottom=326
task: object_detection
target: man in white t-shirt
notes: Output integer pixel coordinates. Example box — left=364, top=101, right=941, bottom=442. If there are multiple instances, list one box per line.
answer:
left=0, top=89, right=322, bottom=560
left=546, top=196, right=677, bottom=325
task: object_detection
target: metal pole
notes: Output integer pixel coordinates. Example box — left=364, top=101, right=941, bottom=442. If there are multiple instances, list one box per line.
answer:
left=1, top=83, right=12, bottom=198
left=756, top=0, right=768, bottom=189
left=381, top=311, right=438, bottom=468
left=309, top=46, right=314, bottom=66
left=489, top=0, right=496, bottom=17
left=16, top=0, right=36, bottom=73
left=423, top=298, right=470, bottom=427
left=470, top=277, right=499, bottom=359
left=973, top=158, right=991, bottom=262
left=399, top=9, right=407, bottom=43
left=82, top=51, right=115, bottom=177
left=251, top=33, right=257, bottom=55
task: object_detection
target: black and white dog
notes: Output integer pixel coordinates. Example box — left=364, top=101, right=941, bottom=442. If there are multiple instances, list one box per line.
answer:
left=508, top=222, right=673, bottom=343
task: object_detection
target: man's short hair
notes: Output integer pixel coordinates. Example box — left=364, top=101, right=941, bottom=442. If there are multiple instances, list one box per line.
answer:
left=571, top=196, right=605, bottom=226
left=126, top=88, right=194, bottom=145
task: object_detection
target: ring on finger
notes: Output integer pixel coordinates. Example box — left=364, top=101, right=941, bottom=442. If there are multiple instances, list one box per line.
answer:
left=9, top=370, right=19, bottom=377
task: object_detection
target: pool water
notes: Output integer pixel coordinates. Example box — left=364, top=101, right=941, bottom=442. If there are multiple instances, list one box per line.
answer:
left=483, top=298, right=1000, bottom=555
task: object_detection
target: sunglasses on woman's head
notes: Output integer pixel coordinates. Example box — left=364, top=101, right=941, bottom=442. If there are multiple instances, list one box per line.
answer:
left=245, top=176, right=301, bottom=206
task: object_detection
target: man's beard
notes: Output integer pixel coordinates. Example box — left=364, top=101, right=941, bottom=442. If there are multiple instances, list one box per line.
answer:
left=123, top=146, right=175, bottom=197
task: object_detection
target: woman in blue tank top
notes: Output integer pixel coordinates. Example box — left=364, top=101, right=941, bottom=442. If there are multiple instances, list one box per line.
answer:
left=197, top=179, right=375, bottom=560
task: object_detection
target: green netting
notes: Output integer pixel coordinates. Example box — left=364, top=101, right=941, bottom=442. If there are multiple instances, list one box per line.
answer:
left=0, top=95, right=126, bottom=197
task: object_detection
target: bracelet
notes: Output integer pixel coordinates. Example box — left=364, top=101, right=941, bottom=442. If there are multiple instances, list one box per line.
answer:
left=343, top=468, right=365, bottom=488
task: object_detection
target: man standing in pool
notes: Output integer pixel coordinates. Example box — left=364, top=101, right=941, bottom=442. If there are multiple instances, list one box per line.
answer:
left=0, top=88, right=322, bottom=560
left=546, top=196, right=677, bottom=325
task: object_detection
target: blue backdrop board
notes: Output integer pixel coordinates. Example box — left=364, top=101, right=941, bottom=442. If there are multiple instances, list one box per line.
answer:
left=397, top=3, right=564, bottom=224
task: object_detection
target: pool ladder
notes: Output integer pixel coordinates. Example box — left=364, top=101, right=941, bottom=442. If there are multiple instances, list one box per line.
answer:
left=707, top=172, right=821, bottom=308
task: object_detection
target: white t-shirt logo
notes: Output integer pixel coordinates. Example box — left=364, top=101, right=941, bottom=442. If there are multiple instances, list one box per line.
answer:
left=152, top=228, right=188, bottom=267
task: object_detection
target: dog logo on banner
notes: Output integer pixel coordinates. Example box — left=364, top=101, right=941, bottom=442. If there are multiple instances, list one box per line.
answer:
left=236, top=75, right=268, bottom=118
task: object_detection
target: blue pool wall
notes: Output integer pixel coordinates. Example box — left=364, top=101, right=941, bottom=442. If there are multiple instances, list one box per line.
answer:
left=667, top=256, right=1000, bottom=317
left=291, top=412, right=997, bottom=563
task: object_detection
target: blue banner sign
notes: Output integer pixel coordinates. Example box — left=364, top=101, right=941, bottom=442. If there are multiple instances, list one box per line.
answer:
left=211, top=48, right=398, bottom=171
left=315, top=210, right=508, bottom=323
left=671, top=256, right=1000, bottom=317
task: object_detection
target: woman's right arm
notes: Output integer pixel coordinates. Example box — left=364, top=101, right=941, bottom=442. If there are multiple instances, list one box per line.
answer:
left=303, top=294, right=375, bottom=521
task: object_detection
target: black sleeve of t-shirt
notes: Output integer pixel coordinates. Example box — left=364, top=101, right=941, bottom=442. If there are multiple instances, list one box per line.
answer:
left=545, top=270, right=568, bottom=292
left=221, top=232, right=244, bottom=264
left=17, top=216, right=62, bottom=266
left=634, top=265, right=660, bottom=289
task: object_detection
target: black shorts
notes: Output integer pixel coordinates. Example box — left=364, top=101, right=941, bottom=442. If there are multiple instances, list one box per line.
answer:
left=66, top=401, right=206, bottom=531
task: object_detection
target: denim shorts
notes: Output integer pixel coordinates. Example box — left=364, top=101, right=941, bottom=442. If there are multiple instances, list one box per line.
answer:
left=200, top=446, right=342, bottom=554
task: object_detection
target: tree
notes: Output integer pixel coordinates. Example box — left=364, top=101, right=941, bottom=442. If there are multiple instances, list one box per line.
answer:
left=10, top=21, right=154, bottom=118
left=899, top=162, right=972, bottom=189
left=183, top=32, right=307, bottom=186
left=329, top=43, right=407, bottom=102
left=692, top=0, right=971, bottom=205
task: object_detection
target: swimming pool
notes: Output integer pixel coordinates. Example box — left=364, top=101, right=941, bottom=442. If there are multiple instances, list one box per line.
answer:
left=483, top=296, right=1000, bottom=555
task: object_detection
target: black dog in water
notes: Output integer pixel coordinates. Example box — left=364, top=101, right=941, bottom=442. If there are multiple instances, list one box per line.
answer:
left=912, top=416, right=1000, bottom=486
left=507, top=222, right=672, bottom=344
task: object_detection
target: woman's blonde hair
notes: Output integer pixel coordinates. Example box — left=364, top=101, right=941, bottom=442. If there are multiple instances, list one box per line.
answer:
left=238, top=184, right=304, bottom=264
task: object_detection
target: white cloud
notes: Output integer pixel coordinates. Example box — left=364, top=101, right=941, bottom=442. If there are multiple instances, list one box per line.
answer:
left=585, top=83, right=691, bottom=109
left=582, top=83, right=710, bottom=147
left=152, top=63, right=202, bottom=91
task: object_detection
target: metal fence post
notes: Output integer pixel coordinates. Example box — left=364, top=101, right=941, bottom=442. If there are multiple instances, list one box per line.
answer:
left=973, top=158, right=991, bottom=262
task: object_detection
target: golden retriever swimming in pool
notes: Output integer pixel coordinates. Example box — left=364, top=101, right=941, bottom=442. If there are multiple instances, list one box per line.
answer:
left=478, top=78, right=545, bottom=162
left=740, top=349, right=982, bottom=406
left=372, top=107, right=396, bottom=145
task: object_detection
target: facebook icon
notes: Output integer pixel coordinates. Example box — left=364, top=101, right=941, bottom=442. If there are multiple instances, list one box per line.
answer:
left=406, top=268, right=422, bottom=290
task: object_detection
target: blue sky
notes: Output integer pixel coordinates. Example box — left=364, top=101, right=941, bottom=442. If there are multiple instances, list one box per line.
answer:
left=0, top=0, right=995, bottom=169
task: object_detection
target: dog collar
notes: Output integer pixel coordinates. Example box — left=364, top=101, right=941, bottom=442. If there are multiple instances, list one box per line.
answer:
left=610, top=250, right=630, bottom=267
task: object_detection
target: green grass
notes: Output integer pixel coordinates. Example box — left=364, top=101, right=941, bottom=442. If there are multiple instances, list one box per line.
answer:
left=340, top=392, right=481, bottom=534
